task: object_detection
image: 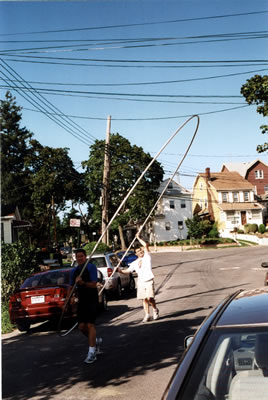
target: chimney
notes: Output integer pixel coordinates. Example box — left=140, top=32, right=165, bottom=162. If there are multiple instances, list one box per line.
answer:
left=205, top=167, right=211, bottom=181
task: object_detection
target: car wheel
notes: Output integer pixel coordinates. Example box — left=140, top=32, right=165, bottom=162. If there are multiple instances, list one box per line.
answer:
left=116, top=280, right=122, bottom=298
left=102, top=291, right=109, bottom=311
left=261, top=262, right=268, bottom=268
left=16, top=320, right=30, bottom=332
left=128, top=275, right=136, bottom=292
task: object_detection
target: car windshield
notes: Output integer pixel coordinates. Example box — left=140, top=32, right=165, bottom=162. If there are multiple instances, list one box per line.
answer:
left=21, top=270, right=70, bottom=288
left=179, top=328, right=268, bottom=400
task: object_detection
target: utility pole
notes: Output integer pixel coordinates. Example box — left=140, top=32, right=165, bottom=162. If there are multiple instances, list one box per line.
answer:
left=51, top=195, right=57, bottom=247
left=101, top=115, right=111, bottom=245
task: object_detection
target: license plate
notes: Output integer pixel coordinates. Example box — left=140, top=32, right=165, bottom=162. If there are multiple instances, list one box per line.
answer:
left=31, top=296, right=45, bottom=304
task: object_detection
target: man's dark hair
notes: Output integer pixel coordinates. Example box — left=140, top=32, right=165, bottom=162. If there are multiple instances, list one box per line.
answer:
left=75, top=248, right=86, bottom=256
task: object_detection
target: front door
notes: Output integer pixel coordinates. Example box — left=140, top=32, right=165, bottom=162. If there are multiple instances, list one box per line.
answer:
left=241, top=211, right=247, bottom=225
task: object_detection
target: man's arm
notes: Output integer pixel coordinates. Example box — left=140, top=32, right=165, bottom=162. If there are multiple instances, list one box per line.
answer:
left=136, top=235, right=150, bottom=253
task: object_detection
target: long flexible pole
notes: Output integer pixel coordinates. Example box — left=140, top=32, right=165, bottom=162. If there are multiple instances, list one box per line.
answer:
left=58, top=114, right=200, bottom=336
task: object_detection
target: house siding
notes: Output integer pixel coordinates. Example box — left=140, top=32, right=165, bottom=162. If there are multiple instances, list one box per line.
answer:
left=246, top=162, right=268, bottom=195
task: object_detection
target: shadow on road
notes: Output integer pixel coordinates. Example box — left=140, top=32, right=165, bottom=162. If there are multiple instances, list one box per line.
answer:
left=2, top=303, right=206, bottom=400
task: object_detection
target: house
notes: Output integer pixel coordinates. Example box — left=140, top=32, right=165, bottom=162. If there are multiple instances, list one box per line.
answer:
left=221, top=159, right=268, bottom=197
left=150, top=179, right=192, bottom=242
left=1, top=206, right=32, bottom=244
left=192, top=168, right=264, bottom=234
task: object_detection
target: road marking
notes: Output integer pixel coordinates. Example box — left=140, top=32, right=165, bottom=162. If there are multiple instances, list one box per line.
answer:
left=219, top=267, right=240, bottom=270
left=252, top=267, right=266, bottom=271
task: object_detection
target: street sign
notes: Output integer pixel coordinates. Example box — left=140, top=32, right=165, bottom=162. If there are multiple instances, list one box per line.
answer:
left=70, top=218, right=81, bottom=227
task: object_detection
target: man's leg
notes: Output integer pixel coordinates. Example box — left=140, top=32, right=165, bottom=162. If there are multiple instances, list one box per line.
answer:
left=87, top=322, right=96, bottom=347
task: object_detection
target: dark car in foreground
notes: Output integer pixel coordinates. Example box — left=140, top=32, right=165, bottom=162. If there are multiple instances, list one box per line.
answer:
left=162, top=287, right=268, bottom=400
left=9, top=267, right=108, bottom=332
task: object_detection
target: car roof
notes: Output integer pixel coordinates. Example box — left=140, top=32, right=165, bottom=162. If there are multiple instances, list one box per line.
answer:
left=215, top=287, right=268, bottom=328
left=32, top=268, right=72, bottom=276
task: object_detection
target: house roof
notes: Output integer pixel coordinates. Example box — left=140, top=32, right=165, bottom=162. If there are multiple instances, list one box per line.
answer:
left=218, top=202, right=263, bottom=211
left=221, top=159, right=268, bottom=177
left=158, top=178, right=191, bottom=196
left=198, top=171, right=254, bottom=190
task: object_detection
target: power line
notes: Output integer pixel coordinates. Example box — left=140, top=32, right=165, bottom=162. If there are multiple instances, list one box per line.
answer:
left=2, top=32, right=268, bottom=54
left=1, top=10, right=267, bottom=36
left=6, top=102, right=250, bottom=122
left=0, top=84, right=244, bottom=98
left=2, top=54, right=267, bottom=64
left=2, top=68, right=267, bottom=87
left=0, top=60, right=97, bottom=146
left=3, top=57, right=267, bottom=69
left=1, top=30, right=267, bottom=46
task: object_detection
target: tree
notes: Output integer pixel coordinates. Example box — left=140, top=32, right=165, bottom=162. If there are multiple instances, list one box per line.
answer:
left=82, top=133, right=164, bottom=248
left=1, top=91, right=87, bottom=246
left=185, top=215, right=213, bottom=239
left=1, top=91, right=33, bottom=218
left=240, top=75, right=268, bottom=152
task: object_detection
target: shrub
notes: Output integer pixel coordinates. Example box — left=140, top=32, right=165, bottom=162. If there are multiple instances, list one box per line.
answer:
left=244, top=224, right=250, bottom=233
left=258, top=224, right=266, bottom=234
left=83, top=241, right=111, bottom=254
left=249, top=223, right=258, bottom=233
left=1, top=242, right=38, bottom=304
left=237, top=229, right=244, bottom=234
left=1, top=303, right=15, bottom=334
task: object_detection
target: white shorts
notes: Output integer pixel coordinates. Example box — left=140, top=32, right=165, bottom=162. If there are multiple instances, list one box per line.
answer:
left=137, top=280, right=155, bottom=300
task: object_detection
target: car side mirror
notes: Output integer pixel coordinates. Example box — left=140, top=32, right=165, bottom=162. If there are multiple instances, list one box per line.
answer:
left=184, top=335, right=194, bottom=349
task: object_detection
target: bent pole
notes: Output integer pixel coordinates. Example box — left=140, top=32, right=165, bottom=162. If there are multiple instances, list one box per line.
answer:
left=58, top=114, right=200, bottom=335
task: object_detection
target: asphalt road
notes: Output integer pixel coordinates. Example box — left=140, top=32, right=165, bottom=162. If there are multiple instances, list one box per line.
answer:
left=2, top=246, right=267, bottom=400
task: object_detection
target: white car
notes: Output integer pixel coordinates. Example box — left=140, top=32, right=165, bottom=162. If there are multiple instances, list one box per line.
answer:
left=90, top=252, right=136, bottom=297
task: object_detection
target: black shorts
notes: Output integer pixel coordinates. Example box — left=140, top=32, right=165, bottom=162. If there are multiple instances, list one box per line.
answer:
left=77, top=302, right=98, bottom=324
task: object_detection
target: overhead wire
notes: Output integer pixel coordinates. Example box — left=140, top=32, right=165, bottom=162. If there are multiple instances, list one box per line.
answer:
left=1, top=10, right=267, bottom=36
left=1, top=32, right=268, bottom=54
left=0, top=59, right=98, bottom=146
left=2, top=67, right=267, bottom=87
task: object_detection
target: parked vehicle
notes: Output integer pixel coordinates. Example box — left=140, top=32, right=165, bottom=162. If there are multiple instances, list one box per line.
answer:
left=265, top=272, right=268, bottom=286
left=60, top=246, right=72, bottom=258
left=9, top=267, right=108, bottom=332
left=162, top=287, right=268, bottom=400
left=116, top=250, right=138, bottom=266
left=90, top=252, right=136, bottom=297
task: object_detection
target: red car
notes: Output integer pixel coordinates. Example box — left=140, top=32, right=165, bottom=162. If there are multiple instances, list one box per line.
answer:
left=9, top=267, right=108, bottom=332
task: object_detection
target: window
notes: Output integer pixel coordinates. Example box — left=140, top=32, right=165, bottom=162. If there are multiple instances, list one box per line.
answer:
left=178, top=221, right=183, bottom=229
left=255, top=170, right=264, bottom=179
left=226, top=211, right=240, bottom=224
left=165, top=222, right=171, bottom=231
left=244, top=191, right=249, bottom=202
left=167, top=182, right=173, bottom=189
left=222, top=192, right=228, bottom=203
left=252, top=210, right=260, bottom=219
left=180, top=199, right=186, bottom=208
left=170, top=200, right=175, bottom=209
left=264, top=185, right=268, bottom=194
left=204, top=198, right=208, bottom=208
left=233, top=192, right=239, bottom=202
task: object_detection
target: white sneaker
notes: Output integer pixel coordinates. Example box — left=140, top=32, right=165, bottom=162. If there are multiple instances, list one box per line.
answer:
left=142, top=314, right=151, bottom=323
left=96, top=337, right=103, bottom=354
left=84, top=351, right=97, bottom=364
left=153, top=308, right=159, bottom=320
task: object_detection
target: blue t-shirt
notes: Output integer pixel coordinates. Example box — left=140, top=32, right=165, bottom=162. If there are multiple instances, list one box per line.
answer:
left=69, top=262, right=97, bottom=286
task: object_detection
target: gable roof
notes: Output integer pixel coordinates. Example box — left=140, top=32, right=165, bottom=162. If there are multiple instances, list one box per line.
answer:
left=158, top=178, right=191, bottom=196
left=198, top=171, right=254, bottom=190
left=221, top=159, right=268, bottom=177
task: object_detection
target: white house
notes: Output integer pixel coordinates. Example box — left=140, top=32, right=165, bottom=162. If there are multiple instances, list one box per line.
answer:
left=150, top=179, right=192, bottom=242
left=1, top=206, right=32, bottom=244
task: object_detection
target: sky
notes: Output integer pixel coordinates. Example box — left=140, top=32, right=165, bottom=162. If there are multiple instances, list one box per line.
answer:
left=1, top=0, right=268, bottom=193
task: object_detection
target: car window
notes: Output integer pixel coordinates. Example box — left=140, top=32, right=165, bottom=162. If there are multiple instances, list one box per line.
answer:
left=178, top=329, right=268, bottom=400
left=91, top=257, right=107, bottom=268
left=21, top=270, right=70, bottom=288
left=109, top=255, right=119, bottom=267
